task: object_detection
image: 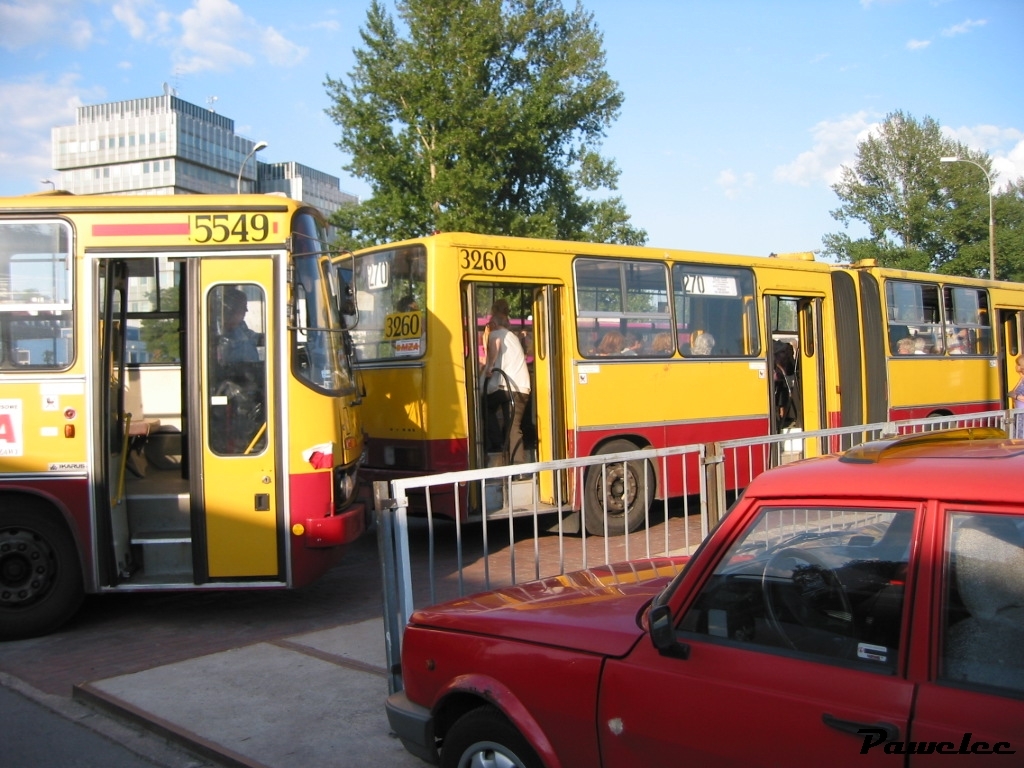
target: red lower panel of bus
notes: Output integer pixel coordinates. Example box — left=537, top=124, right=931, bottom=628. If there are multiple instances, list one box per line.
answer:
left=288, top=472, right=367, bottom=588
left=888, top=402, right=999, bottom=422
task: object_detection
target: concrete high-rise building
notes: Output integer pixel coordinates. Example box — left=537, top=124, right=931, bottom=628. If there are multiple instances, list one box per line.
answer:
left=51, top=89, right=357, bottom=219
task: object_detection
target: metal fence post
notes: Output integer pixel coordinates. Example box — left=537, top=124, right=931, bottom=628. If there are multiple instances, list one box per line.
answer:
left=701, top=442, right=726, bottom=531
left=375, top=480, right=409, bottom=695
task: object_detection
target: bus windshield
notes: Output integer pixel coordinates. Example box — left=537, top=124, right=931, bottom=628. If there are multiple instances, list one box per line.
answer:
left=347, top=245, right=427, bottom=362
left=290, top=212, right=357, bottom=394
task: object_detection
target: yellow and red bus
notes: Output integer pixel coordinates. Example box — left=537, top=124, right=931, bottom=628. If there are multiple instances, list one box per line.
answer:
left=0, top=192, right=365, bottom=639
left=830, top=260, right=1024, bottom=426
left=344, top=233, right=1022, bottom=535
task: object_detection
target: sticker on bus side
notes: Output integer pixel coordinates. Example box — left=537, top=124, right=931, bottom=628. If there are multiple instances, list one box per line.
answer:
left=0, top=399, right=24, bottom=457
left=383, top=311, right=423, bottom=340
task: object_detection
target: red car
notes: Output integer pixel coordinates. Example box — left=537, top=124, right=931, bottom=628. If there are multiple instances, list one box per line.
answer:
left=387, top=428, right=1024, bottom=767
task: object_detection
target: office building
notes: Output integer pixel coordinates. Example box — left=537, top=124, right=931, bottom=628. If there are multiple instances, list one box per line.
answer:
left=50, top=89, right=357, bottom=218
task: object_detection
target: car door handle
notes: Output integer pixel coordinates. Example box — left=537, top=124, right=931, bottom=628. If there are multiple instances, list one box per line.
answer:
left=822, top=713, right=899, bottom=742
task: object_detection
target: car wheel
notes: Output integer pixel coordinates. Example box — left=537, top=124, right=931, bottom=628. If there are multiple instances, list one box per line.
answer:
left=440, top=706, right=544, bottom=768
left=583, top=439, right=654, bottom=536
left=0, top=501, right=84, bottom=640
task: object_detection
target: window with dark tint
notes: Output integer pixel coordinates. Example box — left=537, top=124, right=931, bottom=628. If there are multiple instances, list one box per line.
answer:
left=680, top=506, right=913, bottom=670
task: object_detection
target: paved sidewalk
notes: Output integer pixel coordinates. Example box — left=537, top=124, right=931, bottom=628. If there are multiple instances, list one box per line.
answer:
left=73, top=618, right=423, bottom=768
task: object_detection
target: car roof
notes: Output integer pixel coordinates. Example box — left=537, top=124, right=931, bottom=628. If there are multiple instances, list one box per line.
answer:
left=744, top=429, right=1024, bottom=508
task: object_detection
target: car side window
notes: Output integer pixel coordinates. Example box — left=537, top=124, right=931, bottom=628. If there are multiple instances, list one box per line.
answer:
left=679, top=506, right=914, bottom=670
left=941, top=511, right=1024, bottom=693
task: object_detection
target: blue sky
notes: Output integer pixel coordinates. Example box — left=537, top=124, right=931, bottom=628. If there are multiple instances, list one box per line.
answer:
left=1, top=0, right=1022, bottom=256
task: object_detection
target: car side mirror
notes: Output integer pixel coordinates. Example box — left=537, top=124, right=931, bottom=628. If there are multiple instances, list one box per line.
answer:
left=649, top=603, right=690, bottom=660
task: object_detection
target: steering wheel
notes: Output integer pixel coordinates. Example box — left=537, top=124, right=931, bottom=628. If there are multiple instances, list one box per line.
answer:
left=762, top=547, right=855, bottom=655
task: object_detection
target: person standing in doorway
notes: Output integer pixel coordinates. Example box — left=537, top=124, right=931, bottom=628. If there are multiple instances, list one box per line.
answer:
left=483, top=299, right=531, bottom=464
left=1010, top=354, right=1024, bottom=439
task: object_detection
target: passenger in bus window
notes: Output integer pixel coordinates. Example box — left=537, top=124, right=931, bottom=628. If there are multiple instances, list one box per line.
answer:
left=595, top=331, right=624, bottom=356
left=691, top=331, right=716, bottom=356
left=621, top=332, right=644, bottom=356
left=651, top=332, right=673, bottom=355
left=483, top=299, right=531, bottom=465
left=897, top=337, right=915, bottom=355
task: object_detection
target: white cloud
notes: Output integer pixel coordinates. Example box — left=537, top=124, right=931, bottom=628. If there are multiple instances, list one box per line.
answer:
left=112, top=0, right=154, bottom=39
left=906, top=39, right=931, bottom=51
left=0, top=0, right=92, bottom=51
left=941, top=124, right=1024, bottom=189
left=775, top=112, right=879, bottom=188
left=0, top=74, right=105, bottom=192
left=172, top=0, right=307, bottom=74
left=942, top=18, right=987, bottom=37
left=717, top=169, right=755, bottom=200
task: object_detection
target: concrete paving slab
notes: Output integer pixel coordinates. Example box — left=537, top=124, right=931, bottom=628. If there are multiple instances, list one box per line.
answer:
left=75, top=621, right=424, bottom=768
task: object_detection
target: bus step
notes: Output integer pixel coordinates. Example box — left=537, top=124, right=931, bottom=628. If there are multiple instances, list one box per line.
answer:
left=130, top=530, right=193, bottom=577
left=126, top=492, right=190, bottom=533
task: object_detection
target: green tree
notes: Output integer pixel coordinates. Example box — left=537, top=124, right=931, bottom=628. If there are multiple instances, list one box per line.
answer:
left=324, top=0, right=646, bottom=248
left=139, top=286, right=180, bottom=362
left=824, top=111, right=959, bottom=271
left=824, top=110, right=1024, bottom=280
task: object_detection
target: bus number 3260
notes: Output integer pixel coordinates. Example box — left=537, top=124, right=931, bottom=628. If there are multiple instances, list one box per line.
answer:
left=460, top=249, right=507, bottom=272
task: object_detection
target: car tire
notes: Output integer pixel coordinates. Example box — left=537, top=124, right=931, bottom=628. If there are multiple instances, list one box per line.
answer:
left=440, top=706, right=544, bottom=768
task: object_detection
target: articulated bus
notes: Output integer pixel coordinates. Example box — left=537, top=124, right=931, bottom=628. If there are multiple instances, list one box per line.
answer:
left=831, top=261, right=1024, bottom=427
left=345, top=233, right=1022, bottom=535
left=0, top=193, right=365, bottom=639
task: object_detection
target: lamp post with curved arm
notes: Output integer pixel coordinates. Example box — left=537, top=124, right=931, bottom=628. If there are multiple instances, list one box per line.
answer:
left=941, top=156, right=996, bottom=281
left=237, top=141, right=268, bottom=194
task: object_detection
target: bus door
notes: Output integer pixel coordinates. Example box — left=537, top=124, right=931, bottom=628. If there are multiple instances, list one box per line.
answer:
left=97, top=258, right=133, bottom=585
left=999, top=308, right=1022, bottom=409
left=767, top=295, right=825, bottom=450
left=464, top=281, right=565, bottom=506
left=200, top=259, right=281, bottom=579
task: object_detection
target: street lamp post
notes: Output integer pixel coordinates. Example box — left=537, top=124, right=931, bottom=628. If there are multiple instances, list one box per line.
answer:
left=237, top=141, right=268, bottom=194
left=40, top=179, right=55, bottom=190
left=941, top=156, right=996, bottom=281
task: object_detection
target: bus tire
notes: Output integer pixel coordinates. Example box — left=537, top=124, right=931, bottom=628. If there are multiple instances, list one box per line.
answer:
left=0, top=501, right=84, bottom=640
left=440, top=706, right=543, bottom=768
left=583, top=439, right=654, bottom=537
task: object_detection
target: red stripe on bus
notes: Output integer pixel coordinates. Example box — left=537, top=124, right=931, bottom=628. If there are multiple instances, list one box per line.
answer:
left=93, top=223, right=191, bottom=237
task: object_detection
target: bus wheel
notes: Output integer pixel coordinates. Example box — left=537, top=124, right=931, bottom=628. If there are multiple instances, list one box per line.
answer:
left=0, top=503, right=84, bottom=640
left=583, top=440, right=654, bottom=536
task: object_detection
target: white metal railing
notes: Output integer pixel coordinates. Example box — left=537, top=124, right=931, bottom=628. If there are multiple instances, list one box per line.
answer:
left=376, top=410, right=1019, bottom=693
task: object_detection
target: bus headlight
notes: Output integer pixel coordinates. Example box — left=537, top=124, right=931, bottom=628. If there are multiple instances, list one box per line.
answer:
left=334, top=465, right=358, bottom=511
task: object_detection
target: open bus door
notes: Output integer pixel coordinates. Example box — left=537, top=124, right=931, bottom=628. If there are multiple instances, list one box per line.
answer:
left=464, top=281, right=566, bottom=513
left=767, top=295, right=826, bottom=458
left=999, top=308, right=1022, bottom=409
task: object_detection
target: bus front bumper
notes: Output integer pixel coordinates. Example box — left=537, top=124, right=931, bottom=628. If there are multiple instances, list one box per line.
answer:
left=296, top=502, right=366, bottom=548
